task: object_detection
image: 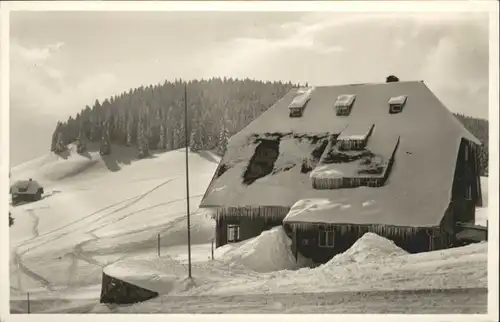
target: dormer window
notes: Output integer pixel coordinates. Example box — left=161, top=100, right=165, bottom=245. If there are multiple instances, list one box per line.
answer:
left=289, top=107, right=303, bottom=117
left=335, top=94, right=356, bottom=116
left=288, top=89, right=312, bottom=117
left=389, top=95, right=407, bottom=114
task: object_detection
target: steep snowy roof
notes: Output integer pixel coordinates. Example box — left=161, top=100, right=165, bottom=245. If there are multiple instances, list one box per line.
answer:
left=200, top=81, right=481, bottom=228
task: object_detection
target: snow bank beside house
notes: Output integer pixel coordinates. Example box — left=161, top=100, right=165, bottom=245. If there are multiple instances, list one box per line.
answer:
left=216, top=226, right=310, bottom=273
left=169, top=233, right=486, bottom=298
left=325, top=232, right=408, bottom=266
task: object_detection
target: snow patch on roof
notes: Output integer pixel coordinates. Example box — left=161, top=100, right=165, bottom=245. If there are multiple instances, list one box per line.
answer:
left=389, top=95, right=407, bottom=105
left=103, top=256, right=190, bottom=294
left=340, top=135, right=365, bottom=140
left=288, top=87, right=314, bottom=109
left=201, top=135, right=329, bottom=207
left=334, top=94, right=356, bottom=107
left=309, top=164, right=344, bottom=179
left=284, top=198, right=346, bottom=222
left=362, top=200, right=376, bottom=207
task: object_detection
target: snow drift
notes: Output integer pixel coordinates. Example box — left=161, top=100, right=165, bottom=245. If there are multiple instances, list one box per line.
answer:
left=216, top=226, right=310, bottom=273
left=324, top=232, right=408, bottom=266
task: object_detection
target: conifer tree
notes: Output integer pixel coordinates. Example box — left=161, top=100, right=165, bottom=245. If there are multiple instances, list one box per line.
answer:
left=126, top=113, right=133, bottom=147
left=51, top=122, right=63, bottom=152
left=158, top=123, right=166, bottom=149
left=137, top=117, right=150, bottom=158
left=100, top=122, right=112, bottom=155
left=55, top=132, right=67, bottom=153
left=217, top=123, right=230, bottom=156
left=76, top=129, right=87, bottom=154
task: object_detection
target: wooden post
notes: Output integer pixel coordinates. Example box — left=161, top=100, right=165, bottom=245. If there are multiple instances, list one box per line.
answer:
left=157, top=234, right=160, bottom=257
left=293, top=227, right=298, bottom=263
left=184, top=83, right=192, bottom=279
left=211, top=239, right=214, bottom=260
left=27, top=292, right=30, bottom=314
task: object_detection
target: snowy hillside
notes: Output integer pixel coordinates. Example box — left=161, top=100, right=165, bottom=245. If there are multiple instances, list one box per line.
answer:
left=9, top=145, right=490, bottom=314
left=9, top=146, right=219, bottom=309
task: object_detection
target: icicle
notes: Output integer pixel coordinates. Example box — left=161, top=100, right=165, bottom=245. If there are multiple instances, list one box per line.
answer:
left=213, top=206, right=291, bottom=220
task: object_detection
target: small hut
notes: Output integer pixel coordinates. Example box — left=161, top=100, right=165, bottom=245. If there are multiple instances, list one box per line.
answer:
left=10, top=179, right=44, bottom=205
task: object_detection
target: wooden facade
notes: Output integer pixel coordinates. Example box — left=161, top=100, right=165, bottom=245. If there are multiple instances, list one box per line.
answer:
left=285, top=222, right=455, bottom=264
left=213, top=206, right=290, bottom=247
left=215, top=215, right=285, bottom=247
left=450, top=138, right=482, bottom=224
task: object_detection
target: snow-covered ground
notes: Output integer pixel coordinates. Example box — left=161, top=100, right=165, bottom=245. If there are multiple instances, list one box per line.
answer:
left=9, top=145, right=490, bottom=314
left=9, top=146, right=219, bottom=310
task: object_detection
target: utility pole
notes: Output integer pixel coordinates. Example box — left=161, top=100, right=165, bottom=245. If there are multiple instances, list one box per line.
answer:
left=184, top=82, right=192, bottom=279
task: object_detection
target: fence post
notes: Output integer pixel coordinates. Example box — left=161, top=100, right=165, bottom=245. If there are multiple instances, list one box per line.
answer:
left=211, top=239, right=214, bottom=260
left=157, top=234, right=160, bottom=257
left=27, top=292, right=30, bottom=314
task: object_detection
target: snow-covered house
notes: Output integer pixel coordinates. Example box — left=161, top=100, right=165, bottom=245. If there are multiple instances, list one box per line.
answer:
left=199, top=81, right=483, bottom=263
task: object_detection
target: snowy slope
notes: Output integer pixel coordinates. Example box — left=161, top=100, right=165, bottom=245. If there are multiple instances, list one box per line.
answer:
left=9, top=146, right=219, bottom=302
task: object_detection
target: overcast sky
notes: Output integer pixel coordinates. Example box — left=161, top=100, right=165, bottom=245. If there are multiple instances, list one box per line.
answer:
left=9, top=11, right=489, bottom=166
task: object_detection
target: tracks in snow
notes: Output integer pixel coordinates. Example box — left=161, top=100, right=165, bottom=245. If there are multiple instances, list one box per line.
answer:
left=12, top=176, right=184, bottom=292
left=17, top=176, right=183, bottom=255
left=26, top=209, right=40, bottom=239
left=12, top=250, right=54, bottom=291
left=69, top=193, right=204, bottom=269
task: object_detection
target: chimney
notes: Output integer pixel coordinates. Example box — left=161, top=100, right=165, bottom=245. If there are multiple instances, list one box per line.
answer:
left=386, top=75, right=400, bottom=83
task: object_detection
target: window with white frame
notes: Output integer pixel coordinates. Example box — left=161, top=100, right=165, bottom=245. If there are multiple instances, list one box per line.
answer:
left=227, top=224, right=241, bottom=243
left=318, top=226, right=335, bottom=247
